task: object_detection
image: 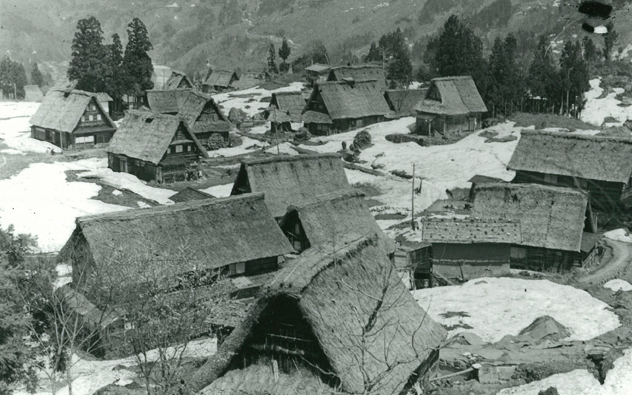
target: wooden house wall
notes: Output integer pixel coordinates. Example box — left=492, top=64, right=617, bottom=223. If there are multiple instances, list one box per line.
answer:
left=415, top=113, right=482, bottom=137
left=509, top=244, right=582, bottom=272
left=307, top=116, right=384, bottom=136
left=108, top=152, right=159, bottom=182
left=431, top=243, right=511, bottom=280
left=280, top=212, right=311, bottom=252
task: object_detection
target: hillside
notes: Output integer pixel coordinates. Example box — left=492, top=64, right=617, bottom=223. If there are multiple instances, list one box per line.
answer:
left=1, top=0, right=631, bottom=80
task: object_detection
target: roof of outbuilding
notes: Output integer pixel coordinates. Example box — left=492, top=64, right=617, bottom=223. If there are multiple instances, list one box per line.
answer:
left=308, top=80, right=392, bottom=120
left=271, top=91, right=305, bottom=122
left=204, top=70, right=239, bottom=88
left=415, top=76, right=487, bottom=115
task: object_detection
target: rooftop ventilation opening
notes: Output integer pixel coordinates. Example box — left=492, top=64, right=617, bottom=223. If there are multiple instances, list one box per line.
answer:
left=145, top=118, right=154, bottom=124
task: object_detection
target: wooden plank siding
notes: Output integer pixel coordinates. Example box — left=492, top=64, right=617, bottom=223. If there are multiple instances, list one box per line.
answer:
left=415, top=113, right=483, bottom=137
left=431, top=243, right=511, bottom=280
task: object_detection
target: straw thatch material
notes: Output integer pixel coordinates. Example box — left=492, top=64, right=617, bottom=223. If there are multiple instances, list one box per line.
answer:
left=508, top=130, right=632, bottom=184
left=107, top=110, right=208, bottom=165
left=147, top=89, right=231, bottom=134
left=471, top=183, right=588, bottom=252
left=279, top=189, right=396, bottom=254
left=266, top=107, right=293, bottom=124
left=327, top=65, right=386, bottom=86
left=24, top=85, right=44, bottom=102
left=169, top=187, right=216, bottom=203
left=30, top=89, right=116, bottom=133
left=165, top=70, right=194, bottom=90
left=61, top=193, right=295, bottom=281
left=302, top=110, right=332, bottom=124
left=204, top=70, right=239, bottom=89
left=306, top=80, right=392, bottom=121
left=231, top=154, right=350, bottom=218
left=384, top=89, right=426, bottom=115
left=192, top=235, right=446, bottom=395
left=271, top=91, right=305, bottom=122
left=422, top=218, right=522, bottom=244
left=96, top=92, right=113, bottom=103
left=57, top=285, right=123, bottom=328
left=305, top=64, right=331, bottom=73
left=415, top=76, right=487, bottom=116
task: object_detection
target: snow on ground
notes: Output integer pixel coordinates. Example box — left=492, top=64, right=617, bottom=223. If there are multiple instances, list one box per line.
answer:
left=497, top=348, right=632, bottom=395
left=202, top=182, right=233, bottom=197
left=55, top=264, right=72, bottom=289
left=604, top=279, right=632, bottom=292
left=1, top=148, right=26, bottom=155
left=75, top=158, right=176, bottom=204
left=412, top=278, right=620, bottom=343
left=207, top=136, right=265, bottom=158
left=212, top=82, right=303, bottom=117
left=0, top=158, right=128, bottom=252
left=0, top=102, right=61, bottom=154
left=604, top=229, right=632, bottom=243
left=581, top=78, right=632, bottom=127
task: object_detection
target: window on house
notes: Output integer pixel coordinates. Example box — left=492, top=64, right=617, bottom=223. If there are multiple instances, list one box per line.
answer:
left=544, top=174, right=558, bottom=184
left=230, top=262, right=246, bottom=276
left=96, top=114, right=102, bottom=121
left=175, top=145, right=183, bottom=153
left=186, top=145, right=191, bottom=152
left=75, top=135, right=95, bottom=144
left=88, top=115, right=94, bottom=122
left=510, top=247, right=527, bottom=259
left=577, top=178, right=588, bottom=189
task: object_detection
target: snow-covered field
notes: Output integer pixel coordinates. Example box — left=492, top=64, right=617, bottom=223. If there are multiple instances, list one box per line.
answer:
left=581, top=78, right=632, bottom=127
left=212, top=82, right=303, bottom=117
left=413, top=278, right=620, bottom=343
left=605, top=228, right=632, bottom=243
left=604, top=279, right=632, bottom=292
left=0, top=102, right=61, bottom=153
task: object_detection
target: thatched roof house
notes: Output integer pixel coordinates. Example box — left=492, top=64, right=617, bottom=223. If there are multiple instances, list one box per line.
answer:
left=508, top=130, right=632, bottom=209
left=279, top=189, right=395, bottom=257
left=107, top=111, right=208, bottom=183
left=302, top=79, right=392, bottom=135
left=231, top=154, right=350, bottom=218
left=165, top=70, right=194, bottom=90
left=169, top=187, right=216, bottom=203
left=414, top=76, right=487, bottom=136
left=304, top=63, right=331, bottom=87
left=270, top=91, right=305, bottom=122
left=146, top=89, right=231, bottom=143
left=189, top=235, right=446, bottom=395
left=327, top=65, right=387, bottom=87
left=203, top=70, right=239, bottom=92
left=61, top=193, right=295, bottom=296
left=384, top=89, right=426, bottom=116
left=30, top=89, right=117, bottom=149
left=24, top=85, right=44, bottom=102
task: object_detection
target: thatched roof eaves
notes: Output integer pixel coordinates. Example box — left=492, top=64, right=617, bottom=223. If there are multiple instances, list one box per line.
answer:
left=467, top=175, right=507, bottom=184
left=302, top=110, right=332, bottom=124
left=471, top=183, right=587, bottom=252
left=204, top=70, right=239, bottom=88
left=384, top=89, right=426, bottom=115
left=192, top=235, right=446, bottom=395
left=415, top=76, right=487, bottom=116
left=170, top=187, right=216, bottom=203
left=30, top=89, right=116, bottom=133
left=266, top=108, right=293, bottom=123
left=328, top=65, right=386, bottom=85
left=96, top=92, right=113, bottom=103
left=165, top=70, right=194, bottom=90
left=507, top=130, right=632, bottom=184
left=232, top=154, right=350, bottom=218
left=312, top=80, right=392, bottom=120
left=422, top=218, right=522, bottom=244
left=305, top=64, right=331, bottom=73
left=271, top=91, right=305, bottom=122
left=281, top=189, right=396, bottom=254
left=69, top=193, right=295, bottom=278
left=106, top=110, right=208, bottom=164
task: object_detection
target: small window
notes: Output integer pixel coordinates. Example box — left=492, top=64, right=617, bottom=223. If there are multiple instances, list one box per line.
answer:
left=187, top=145, right=191, bottom=152
left=88, top=115, right=94, bottom=122
left=75, top=135, right=95, bottom=144
left=175, top=145, right=183, bottom=153
left=230, top=262, right=246, bottom=276
left=544, top=174, right=557, bottom=184
left=96, top=114, right=102, bottom=121
left=510, top=247, right=527, bottom=259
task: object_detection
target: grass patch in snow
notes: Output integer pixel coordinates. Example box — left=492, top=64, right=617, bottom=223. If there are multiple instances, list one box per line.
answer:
left=510, top=112, right=597, bottom=131
left=66, top=170, right=159, bottom=208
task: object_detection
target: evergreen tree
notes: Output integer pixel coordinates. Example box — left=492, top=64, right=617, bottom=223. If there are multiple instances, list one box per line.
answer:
left=378, top=28, right=412, bottom=86
left=487, top=34, right=522, bottom=115
left=104, top=33, right=126, bottom=113
left=67, top=16, right=107, bottom=92
left=0, top=57, right=28, bottom=99
left=582, top=36, right=597, bottom=63
left=123, top=18, right=154, bottom=103
left=267, top=43, right=278, bottom=74
left=365, top=41, right=382, bottom=64
left=527, top=35, right=559, bottom=112
left=278, top=38, right=291, bottom=73
left=560, top=40, right=590, bottom=116
left=604, top=22, right=619, bottom=62
left=30, top=63, right=44, bottom=87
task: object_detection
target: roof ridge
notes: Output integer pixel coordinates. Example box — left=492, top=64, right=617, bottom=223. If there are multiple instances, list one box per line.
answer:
left=242, top=153, right=342, bottom=165
left=474, top=182, right=588, bottom=197
left=289, top=188, right=365, bottom=211
left=317, top=79, right=379, bottom=86
left=522, top=129, right=632, bottom=143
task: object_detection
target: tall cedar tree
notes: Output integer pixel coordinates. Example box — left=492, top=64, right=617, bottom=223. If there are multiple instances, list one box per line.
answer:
left=560, top=40, right=590, bottom=115
left=434, top=15, right=488, bottom=96
left=268, top=43, right=279, bottom=74
left=123, top=18, right=154, bottom=102
left=365, top=42, right=382, bottom=64
left=31, top=63, right=44, bottom=87
left=527, top=35, right=559, bottom=112
left=104, top=33, right=126, bottom=112
left=68, top=16, right=107, bottom=92
left=487, top=34, right=521, bottom=115
left=604, top=22, right=619, bottom=62
left=583, top=36, right=597, bottom=63
left=0, top=57, right=28, bottom=99
left=279, top=38, right=291, bottom=73
left=379, top=28, right=413, bottom=86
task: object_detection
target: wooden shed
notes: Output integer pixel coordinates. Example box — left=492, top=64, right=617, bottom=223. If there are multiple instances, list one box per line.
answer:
left=189, top=235, right=446, bottom=395
left=422, top=218, right=522, bottom=281
left=147, top=88, right=231, bottom=144
left=106, top=111, right=208, bottom=183
left=414, top=76, right=487, bottom=137
left=203, top=70, right=239, bottom=93
left=269, top=91, right=306, bottom=123
left=231, top=154, right=350, bottom=219
left=508, top=130, right=632, bottom=211
left=30, top=89, right=117, bottom=149
left=278, top=189, right=395, bottom=260
left=164, top=70, right=194, bottom=90
left=471, top=183, right=595, bottom=272
left=302, top=79, right=392, bottom=135
left=59, top=193, right=295, bottom=301
left=327, top=65, right=387, bottom=88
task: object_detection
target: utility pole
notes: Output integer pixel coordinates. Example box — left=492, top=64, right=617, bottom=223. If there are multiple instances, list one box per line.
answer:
left=274, top=108, right=280, bottom=155
left=411, top=163, right=416, bottom=231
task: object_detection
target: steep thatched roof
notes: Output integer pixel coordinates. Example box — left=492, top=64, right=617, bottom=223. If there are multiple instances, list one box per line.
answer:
left=58, top=285, right=123, bottom=328
left=422, top=218, right=522, bottom=244
left=302, top=110, right=332, bottom=124
left=471, top=183, right=588, bottom=252
left=24, top=85, right=44, bottom=102
left=96, top=92, right=113, bottom=103
left=204, top=70, right=239, bottom=88
left=266, top=108, right=293, bottom=124
left=384, top=89, right=426, bottom=116
left=61, top=193, right=295, bottom=282
left=147, top=89, right=231, bottom=133
left=280, top=189, right=395, bottom=254
left=30, top=89, right=116, bottom=133
left=415, top=76, right=487, bottom=116
left=307, top=80, right=392, bottom=121
left=107, top=110, right=208, bottom=165
left=169, top=187, right=216, bottom=203
left=231, top=154, right=350, bottom=218
left=327, top=65, right=386, bottom=86
left=192, top=235, right=446, bottom=395
left=271, top=91, right=305, bottom=122
left=165, top=70, right=194, bottom=90
left=508, top=130, right=632, bottom=184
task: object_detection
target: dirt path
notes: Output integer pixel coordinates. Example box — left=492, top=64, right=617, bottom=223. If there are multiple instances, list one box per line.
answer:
left=579, top=239, right=632, bottom=284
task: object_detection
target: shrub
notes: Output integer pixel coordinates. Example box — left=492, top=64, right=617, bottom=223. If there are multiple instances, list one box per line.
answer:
left=206, top=134, right=227, bottom=150
left=294, top=128, right=312, bottom=142
left=353, top=130, right=372, bottom=150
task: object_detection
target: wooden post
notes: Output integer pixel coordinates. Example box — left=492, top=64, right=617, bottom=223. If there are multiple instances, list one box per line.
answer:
left=13, top=83, right=17, bottom=100
left=411, top=163, right=416, bottom=230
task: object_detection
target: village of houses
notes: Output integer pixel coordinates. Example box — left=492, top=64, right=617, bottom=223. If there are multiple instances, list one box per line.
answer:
left=4, top=57, right=632, bottom=395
